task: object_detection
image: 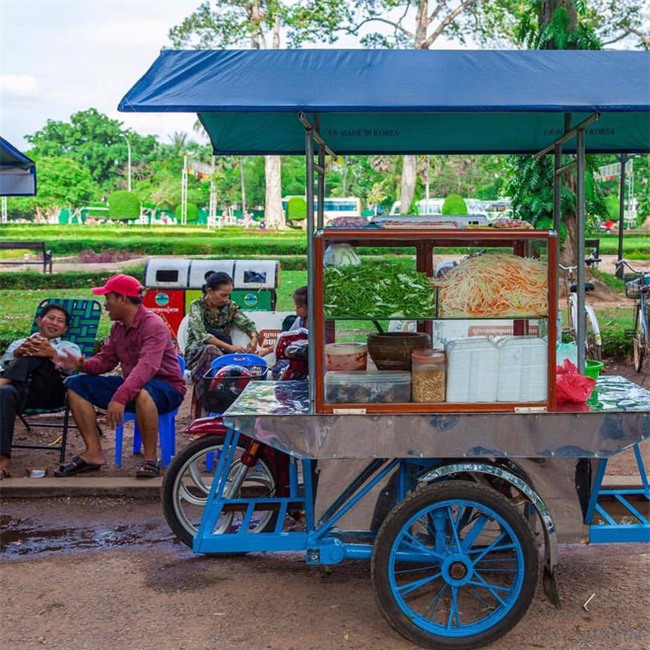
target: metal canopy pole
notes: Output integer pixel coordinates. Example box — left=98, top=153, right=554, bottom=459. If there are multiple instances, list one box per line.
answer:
left=304, top=122, right=316, bottom=411
left=576, top=128, right=587, bottom=373
left=616, top=153, right=628, bottom=276
left=301, top=112, right=335, bottom=411
left=536, top=112, right=599, bottom=373
left=553, top=143, right=562, bottom=342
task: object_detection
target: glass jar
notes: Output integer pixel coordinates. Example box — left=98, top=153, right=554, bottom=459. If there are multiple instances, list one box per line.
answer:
left=411, top=350, right=446, bottom=402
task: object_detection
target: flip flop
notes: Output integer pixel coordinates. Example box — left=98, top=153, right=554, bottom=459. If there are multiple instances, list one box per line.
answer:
left=135, top=460, right=161, bottom=479
left=0, top=469, right=11, bottom=480
left=54, top=456, right=103, bottom=477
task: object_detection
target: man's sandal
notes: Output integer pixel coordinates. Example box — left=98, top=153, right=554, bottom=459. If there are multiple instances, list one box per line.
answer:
left=135, top=460, right=161, bottom=479
left=54, top=456, right=103, bottom=477
left=0, top=469, right=11, bottom=480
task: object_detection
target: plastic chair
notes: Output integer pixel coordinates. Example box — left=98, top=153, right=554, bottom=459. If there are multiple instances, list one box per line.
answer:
left=114, top=355, right=185, bottom=468
left=13, top=298, right=102, bottom=463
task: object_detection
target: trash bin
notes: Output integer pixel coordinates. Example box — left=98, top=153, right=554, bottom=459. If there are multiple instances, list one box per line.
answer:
left=142, top=259, right=191, bottom=345
left=231, top=260, right=279, bottom=311
left=185, top=260, right=237, bottom=312
left=144, top=258, right=283, bottom=352
left=187, top=260, right=236, bottom=289
left=185, top=259, right=278, bottom=312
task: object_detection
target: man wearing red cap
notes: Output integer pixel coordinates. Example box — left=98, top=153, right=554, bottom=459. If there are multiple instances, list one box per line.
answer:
left=54, top=274, right=186, bottom=478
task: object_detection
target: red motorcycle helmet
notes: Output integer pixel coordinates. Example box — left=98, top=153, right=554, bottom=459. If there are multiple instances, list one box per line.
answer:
left=207, top=365, right=254, bottom=413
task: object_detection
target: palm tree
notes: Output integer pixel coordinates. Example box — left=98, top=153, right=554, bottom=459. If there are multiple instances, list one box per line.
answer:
left=169, top=132, right=189, bottom=156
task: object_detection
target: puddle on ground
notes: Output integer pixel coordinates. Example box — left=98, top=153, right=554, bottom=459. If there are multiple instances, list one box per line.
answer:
left=0, top=514, right=172, bottom=556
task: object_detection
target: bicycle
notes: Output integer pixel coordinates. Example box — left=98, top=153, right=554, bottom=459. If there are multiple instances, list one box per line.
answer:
left=559, top=248, right=603, bottom=361
left=616, top=260, right=650, bottom=372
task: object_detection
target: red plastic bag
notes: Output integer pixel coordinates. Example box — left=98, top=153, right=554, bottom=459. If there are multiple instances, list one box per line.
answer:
left=556, top=359, right=596, bottom=404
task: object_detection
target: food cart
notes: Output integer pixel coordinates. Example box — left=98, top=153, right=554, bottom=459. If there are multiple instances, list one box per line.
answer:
left=119, top=50, right=650, bottom=649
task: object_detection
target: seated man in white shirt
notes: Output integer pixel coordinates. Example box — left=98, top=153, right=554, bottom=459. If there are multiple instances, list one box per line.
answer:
left=0, top=304, right=80, bottom=479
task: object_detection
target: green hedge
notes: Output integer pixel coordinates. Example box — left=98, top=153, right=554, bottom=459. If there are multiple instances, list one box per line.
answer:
left=0, top=258, right=312, bottom=290
left=9, top=237, right=308, bottom=257
left=0, top=269, right=143, bottom=290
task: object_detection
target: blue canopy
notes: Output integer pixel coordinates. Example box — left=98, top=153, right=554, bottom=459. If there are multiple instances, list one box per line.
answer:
left=0, top=136, right=36, bottom=196
left=119, top=49, right=650, bottom=155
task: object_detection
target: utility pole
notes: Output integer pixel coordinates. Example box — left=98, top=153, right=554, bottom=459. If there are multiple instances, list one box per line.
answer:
left=120, top=134, right=132, bottom=192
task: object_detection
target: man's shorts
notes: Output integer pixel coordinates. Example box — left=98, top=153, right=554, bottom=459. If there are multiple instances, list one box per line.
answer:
left=66, top=375, right=184, bottom=415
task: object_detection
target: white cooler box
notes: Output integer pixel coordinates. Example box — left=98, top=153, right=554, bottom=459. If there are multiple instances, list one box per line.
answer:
left=446, top=338, right=499, bottom=403
left=446, top=336, right=547, bottom=403
left=497, top=337, right=547, bottom=402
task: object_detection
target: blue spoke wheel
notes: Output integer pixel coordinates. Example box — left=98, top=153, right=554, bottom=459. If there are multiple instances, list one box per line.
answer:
left=371, top=481, right=538, bottom=649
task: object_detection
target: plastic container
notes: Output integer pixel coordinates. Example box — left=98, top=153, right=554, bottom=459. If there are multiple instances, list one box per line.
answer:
left=325, top=343, right=368, bottom=371
left=325, top=370, right=411, bottom=404
left=497, top=337, right=547, bottom=402
left=446, top=338, right=499, bottom=403
left=411, top=350, right=446, bottom=402
left=584, top=359, right=604, bottom=381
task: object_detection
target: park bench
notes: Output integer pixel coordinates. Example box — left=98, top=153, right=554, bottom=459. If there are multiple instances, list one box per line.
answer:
left=0, top=241, right=53, bottom=273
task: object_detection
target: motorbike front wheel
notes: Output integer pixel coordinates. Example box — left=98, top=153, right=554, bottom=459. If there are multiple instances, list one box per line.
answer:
left=162, top=433, right=278, bottom=548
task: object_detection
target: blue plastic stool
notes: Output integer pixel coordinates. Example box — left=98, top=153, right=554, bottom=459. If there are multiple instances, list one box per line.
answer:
left=115, top=408, right=178, bottom=468
left=114, top=356, right=185, bottom=468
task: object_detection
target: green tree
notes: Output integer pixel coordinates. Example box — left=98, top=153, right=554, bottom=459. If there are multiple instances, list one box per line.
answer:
left=281, top=156, right=308, bottom=197
left=168, top=132, right=190, bottom=156
left=175, top=201, right=200, bottom=223
left=505, top=1, right=611, bottom=263
left=168, top=0, right=349, bottom=228
left=108, top=190, right=141, bottom=221
left=25, top=108, right=161, bottom=191
left=286, top=196, right=307, bottom=224
left=442, top=193, right=468, bottom=215
left=8, top=156, right=97, bottom=222
left=343, top=1, right=526, bottom=214
left=340, top=1, right=648, bottom=214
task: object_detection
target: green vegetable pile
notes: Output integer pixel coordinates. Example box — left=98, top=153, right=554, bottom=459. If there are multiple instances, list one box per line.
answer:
left=324, top=263, right=436, bottom=318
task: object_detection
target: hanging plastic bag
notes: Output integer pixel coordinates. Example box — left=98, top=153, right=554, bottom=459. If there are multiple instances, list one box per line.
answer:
left=556, top=341, right=578, bottom=366
left=556, top=359, right=596, bottom=404
left=323, top=243, right=361, bottom=267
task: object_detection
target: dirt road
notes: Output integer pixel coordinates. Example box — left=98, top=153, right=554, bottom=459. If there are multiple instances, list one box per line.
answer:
left=1, top=498, right=649, bottom=650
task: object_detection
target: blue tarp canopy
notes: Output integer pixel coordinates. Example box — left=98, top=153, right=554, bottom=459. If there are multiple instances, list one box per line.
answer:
left=0, top=136, right=36, bottom=196
left=119, top=49, right=650, bottom=155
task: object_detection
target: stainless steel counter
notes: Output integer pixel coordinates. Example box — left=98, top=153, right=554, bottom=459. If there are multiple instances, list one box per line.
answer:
left=222, top=377, right=650, bottom=460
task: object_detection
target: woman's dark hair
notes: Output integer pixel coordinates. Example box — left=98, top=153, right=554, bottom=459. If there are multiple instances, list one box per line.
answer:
left=40, top=303, right=71, bottom=326
left=293, top=285, right=308, bottom=307
left=202, top=271, right=234, bottom=295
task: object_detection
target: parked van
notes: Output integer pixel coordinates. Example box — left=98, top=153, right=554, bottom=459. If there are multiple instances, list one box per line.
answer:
left=389, top=198, right=444, bottom=216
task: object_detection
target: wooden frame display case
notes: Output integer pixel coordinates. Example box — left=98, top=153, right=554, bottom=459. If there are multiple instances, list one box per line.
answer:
left=313, top=228, right=558, bottom=414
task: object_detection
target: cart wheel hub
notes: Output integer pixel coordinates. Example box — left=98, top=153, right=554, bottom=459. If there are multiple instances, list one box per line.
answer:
left=450, top=562, right=467, bottom=579
left=442, top=555, right=473, bottom=586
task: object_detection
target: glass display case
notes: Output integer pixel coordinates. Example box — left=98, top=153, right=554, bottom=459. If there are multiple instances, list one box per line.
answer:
left=313, top=227, right=558, bottom=413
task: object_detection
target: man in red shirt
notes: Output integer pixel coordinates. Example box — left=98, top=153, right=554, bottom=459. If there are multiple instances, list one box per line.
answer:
left=54, top=275, right=186, bottom=478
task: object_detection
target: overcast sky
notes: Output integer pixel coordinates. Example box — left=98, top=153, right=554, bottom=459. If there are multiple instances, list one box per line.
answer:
left=1, top=0, right=204, bottom=150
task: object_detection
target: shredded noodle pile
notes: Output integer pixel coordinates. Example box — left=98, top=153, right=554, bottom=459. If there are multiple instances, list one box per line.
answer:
left=435, top=253, right=548, bottom=317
